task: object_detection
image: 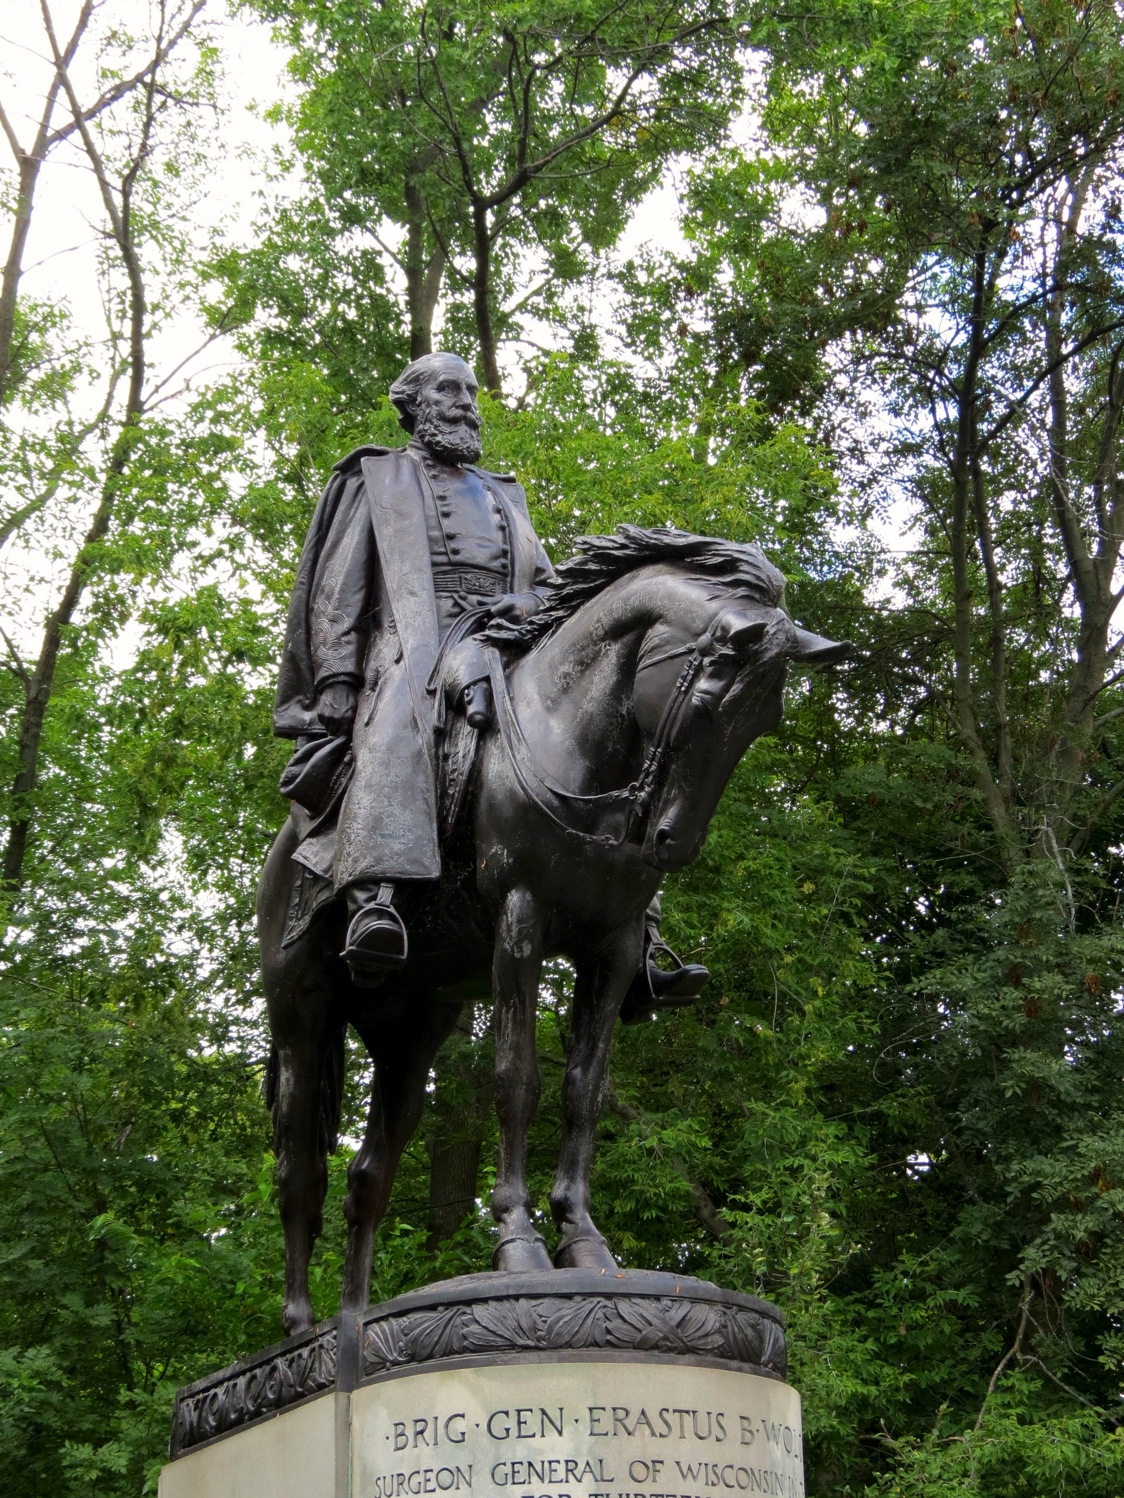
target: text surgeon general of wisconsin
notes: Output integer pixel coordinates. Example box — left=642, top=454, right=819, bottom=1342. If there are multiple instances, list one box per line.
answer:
left=271, top=352, right=707, bottom=1012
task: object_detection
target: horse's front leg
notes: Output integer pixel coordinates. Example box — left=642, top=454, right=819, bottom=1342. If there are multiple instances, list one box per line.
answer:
left=552, top=922, right=642, bottom=1268
left=491, top=887, right=553, bottom=1270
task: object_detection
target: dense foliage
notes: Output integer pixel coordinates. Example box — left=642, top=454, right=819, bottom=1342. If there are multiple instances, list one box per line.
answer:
left=2, top=2, right=1123, bottom=1495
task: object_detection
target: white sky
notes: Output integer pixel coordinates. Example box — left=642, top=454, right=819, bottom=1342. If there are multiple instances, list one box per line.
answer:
left=1, top=2, right=295, bottom=393
left=2, top=1, right=688, bottom=395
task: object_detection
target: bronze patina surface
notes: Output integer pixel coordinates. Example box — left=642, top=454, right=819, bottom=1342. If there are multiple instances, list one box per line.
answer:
left=259, top=352, right=848, bottom=1338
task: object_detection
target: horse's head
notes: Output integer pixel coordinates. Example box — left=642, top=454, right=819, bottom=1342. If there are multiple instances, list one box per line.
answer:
left=486, top=527, right=848, bottom=873
left=630, top=577, right=848, bottom=872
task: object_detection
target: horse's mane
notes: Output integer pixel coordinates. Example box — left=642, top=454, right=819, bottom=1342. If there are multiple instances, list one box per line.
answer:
left=485, top=525, right=786, bottom=650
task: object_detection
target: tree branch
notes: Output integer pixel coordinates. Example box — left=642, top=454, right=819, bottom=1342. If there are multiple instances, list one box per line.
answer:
left=974, top=1278, right=1033, bottom=1432
left=0, top=95, right=23, bottom=161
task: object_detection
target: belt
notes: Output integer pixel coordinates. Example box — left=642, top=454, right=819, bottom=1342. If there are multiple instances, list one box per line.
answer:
left=432, top=566, right=506, bottom=596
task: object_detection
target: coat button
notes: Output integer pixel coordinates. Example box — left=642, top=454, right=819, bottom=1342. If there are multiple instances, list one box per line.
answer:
left=450, top=545, right=462, bottom=555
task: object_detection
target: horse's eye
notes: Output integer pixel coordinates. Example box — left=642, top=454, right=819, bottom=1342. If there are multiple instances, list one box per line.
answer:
left=692, top=667, right=734, bottom=714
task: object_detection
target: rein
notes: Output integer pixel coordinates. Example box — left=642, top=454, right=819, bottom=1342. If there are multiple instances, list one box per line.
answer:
left=482, top=622, right=726, bottom=850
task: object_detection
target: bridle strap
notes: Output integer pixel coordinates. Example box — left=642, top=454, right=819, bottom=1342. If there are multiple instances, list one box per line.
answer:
left=481, top=619, right=720, bottom=848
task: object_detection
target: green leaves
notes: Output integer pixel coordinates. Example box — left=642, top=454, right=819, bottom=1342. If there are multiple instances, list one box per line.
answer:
left=3, top=3, right=1124, bottom=1496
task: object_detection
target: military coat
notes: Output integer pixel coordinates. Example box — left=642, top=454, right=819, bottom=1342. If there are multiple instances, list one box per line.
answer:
left=274, top=443, right=554, bottom=888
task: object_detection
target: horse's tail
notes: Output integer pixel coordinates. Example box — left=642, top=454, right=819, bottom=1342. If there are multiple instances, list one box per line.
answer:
left=264, top=1042, right=279, bottom=1115
left=263, top=1031, right=346, bottom=1158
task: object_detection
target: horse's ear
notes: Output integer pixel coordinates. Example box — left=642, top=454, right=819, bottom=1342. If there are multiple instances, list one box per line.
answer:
left=789, top=626, right=851, bottom=665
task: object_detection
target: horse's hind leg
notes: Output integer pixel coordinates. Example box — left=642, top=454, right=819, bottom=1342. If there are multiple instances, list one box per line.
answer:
left=491, top=888, right=553, bottom=1271
left=340, top=997, right=461, bottom=1313
left=270, top=1023, right=344, bottom=1335
left=260, top=825, right=346, bottom=1337
left=552, top=925, right=641, bottom=1269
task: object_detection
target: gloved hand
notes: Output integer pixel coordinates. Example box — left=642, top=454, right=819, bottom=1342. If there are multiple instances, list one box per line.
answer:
left=487, top=592, right=545, bottom=624
left=316, top=679, right=360, bottom=737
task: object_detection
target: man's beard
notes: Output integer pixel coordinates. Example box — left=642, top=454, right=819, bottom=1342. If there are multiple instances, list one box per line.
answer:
left=413, top=402, right=483, bottom=465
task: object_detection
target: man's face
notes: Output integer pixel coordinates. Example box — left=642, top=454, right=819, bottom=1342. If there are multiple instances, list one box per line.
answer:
left=412, top=361, right=483, bottom=466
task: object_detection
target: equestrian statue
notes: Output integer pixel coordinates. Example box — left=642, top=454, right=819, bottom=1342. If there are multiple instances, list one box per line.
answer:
left=258, top=352, right=846, bottom=1336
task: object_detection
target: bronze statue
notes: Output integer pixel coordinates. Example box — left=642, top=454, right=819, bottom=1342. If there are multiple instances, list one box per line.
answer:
left=272, top=353, right=700, bottom=1008
left=259, top=352, right=846, bottom=1336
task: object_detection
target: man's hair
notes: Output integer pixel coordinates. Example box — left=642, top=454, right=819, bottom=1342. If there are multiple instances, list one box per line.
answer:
left=388, top=352, right=476, bottom=433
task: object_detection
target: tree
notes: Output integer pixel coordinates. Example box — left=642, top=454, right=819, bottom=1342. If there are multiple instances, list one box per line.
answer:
left=4, top=4, right=1124, bottom=1495
left=0, top=0, right=215, bottom=894
left=687, top=0, right=1124, bottom=1484
left=239, top=0, right=745, bottom=391
left=0, top=1, right=205, bottom=406
left=746, top=0, right=1124, bottom=868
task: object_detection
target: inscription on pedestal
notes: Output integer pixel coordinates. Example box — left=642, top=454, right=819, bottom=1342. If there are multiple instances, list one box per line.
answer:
left=352, top=1362, right=804, bottom=1498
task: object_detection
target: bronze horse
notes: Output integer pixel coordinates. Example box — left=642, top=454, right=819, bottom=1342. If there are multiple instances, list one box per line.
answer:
left=258, top=527, right=845, bottom=1336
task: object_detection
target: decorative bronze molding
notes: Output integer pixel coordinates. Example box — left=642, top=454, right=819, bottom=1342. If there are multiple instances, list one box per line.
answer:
left=168, top=1273, right=786, bottom=1460
left=170, top=1323, right=339, bottom=1458
left=362, top=1291, right=786, bottom=1381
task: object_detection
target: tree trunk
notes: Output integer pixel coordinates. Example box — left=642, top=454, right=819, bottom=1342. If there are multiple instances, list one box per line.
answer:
left=425, top=1004, right=493, bottom=1249
left=404, top=177, right=444, bottom=360
left=1042, top=174, right=1121, bottom=846
left=472, top=201, right=502, bottom=394
left=2, top=418, right=140, bottom=891
left=947, top=245, right=1017, bottom=860
left=0, top=153, right=46, bottom=405
left=0, top=0, right=96, bottom=401
left=3, top=24, right=152, bottom=895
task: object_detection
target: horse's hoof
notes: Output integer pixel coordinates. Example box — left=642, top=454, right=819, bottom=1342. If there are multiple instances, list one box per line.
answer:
left=493, top=1233, right=553, bottom=1271
left=554, top=1232, right=617, bottom=1270
left=282, top=1301, right=316, bottom=1338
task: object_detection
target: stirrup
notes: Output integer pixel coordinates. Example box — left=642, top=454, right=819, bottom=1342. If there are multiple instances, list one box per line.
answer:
left=342, top=893, right=408, bottom=987
left=619, top=927, right=709, bottom=1025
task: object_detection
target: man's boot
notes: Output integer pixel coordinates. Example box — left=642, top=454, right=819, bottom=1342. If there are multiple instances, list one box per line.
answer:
left=620, top=894, right=709, bottom=1025
left=342, top=881, right=408, bottom=989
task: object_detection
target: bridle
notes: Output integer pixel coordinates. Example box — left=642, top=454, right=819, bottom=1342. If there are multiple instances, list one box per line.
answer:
left=481, top=612, right=744, bottom=850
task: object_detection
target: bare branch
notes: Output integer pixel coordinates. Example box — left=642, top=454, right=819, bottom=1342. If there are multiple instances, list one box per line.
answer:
left=0, top=629, right=29, bottom=687
left=1019, top=1355, right=1100, bottom=1411
left=45, top=0, right=207, bottom=148
left=40, top=1, right=126, bottom=244
left=0, top=95, right=23, bottom=161
left=974, top=1278, right=1033, bottom=1432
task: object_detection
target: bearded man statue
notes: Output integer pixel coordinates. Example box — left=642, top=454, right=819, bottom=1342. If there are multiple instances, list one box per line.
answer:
left=272, top=352, right=707, bottom=1012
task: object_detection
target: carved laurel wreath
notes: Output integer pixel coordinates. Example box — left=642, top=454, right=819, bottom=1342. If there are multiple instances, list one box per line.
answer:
left=363, top=1294, right=786, bottom=1380
left=170, top=1289, right=786, bottom=1459
left=171, top=1329, right=338, bottom=1457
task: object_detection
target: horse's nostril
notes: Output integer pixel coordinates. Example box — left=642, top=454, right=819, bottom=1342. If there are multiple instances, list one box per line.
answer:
left=655, top=824, right=673, bottom=847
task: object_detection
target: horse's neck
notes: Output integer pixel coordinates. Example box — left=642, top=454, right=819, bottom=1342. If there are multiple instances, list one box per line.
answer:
left=512, top=572, right=668, bottom=789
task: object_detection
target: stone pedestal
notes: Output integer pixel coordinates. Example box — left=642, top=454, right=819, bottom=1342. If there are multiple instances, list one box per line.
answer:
left=160, top=1271, right=804, bottom=1498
